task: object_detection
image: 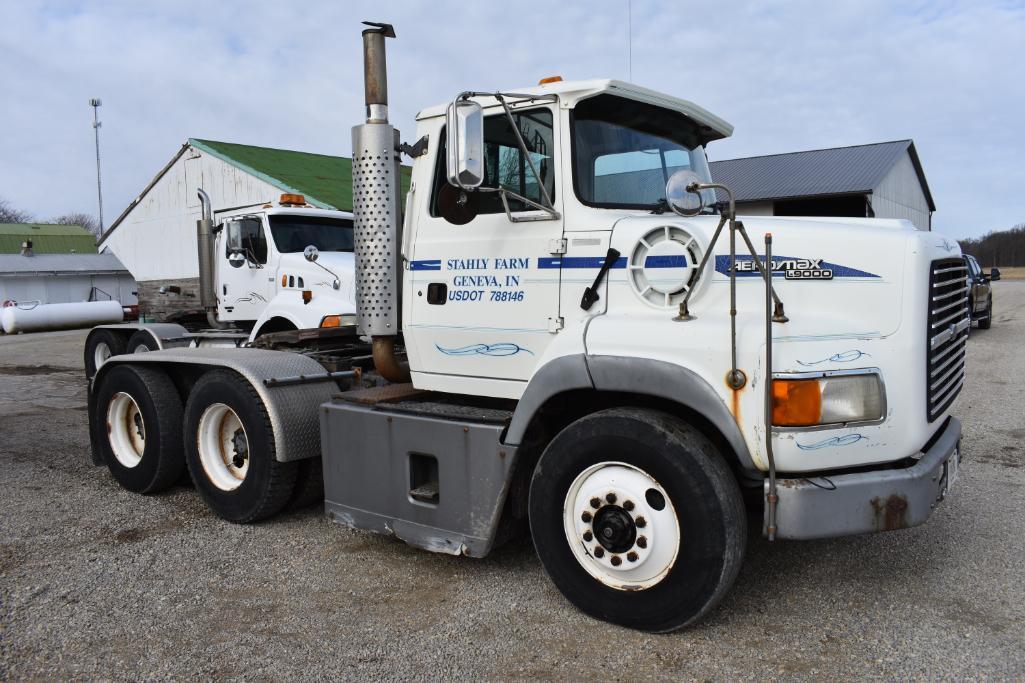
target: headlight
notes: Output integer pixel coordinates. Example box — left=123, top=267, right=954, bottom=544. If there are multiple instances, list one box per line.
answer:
left=320, top=314, right=357, bottom=328
left=772, top=373, right=884, bottom=427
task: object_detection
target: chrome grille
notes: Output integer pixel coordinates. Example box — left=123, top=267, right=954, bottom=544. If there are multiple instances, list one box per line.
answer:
left=927, top=258, right=969, bottom=421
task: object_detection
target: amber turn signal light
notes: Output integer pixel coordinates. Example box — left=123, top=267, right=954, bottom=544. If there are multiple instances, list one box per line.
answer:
left=772, top=379, right=822, bottom=426
left=320, top=315, right=342, bottom=328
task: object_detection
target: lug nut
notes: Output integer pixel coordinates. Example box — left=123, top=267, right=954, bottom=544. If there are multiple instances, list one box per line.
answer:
left=627, top=551, right=638, bottom=562
left=583, top=530, right=593, bottom=542
left=594, top=547, right=605, bottom=558
left=610, top=555, right=622, bottom=566
left=606, top=492, right=617, bottom=504
left=581, top=511, right=592, bottom=523
left=623, top=500, right=635, bottom=511
left=590, top=497, right=601, bottom=509
left=637, top=536, right=647, bottom=548
left=634, top=516, right=647, bottom=528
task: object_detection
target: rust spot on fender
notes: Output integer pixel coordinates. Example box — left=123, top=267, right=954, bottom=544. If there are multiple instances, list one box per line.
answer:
left=870, top=495, right=909, bottom=531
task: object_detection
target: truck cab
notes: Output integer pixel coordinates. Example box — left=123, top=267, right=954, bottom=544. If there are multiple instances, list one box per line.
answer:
left=214, top=197, right=357, bottom=338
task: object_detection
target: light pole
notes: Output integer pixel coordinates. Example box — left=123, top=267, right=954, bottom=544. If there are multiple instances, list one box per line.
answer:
left=90, top=98, right=104, bottom=232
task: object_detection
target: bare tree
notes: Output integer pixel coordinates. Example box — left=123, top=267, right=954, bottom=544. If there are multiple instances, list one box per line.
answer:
left=51, top=212, right=101, bottom=236
left=0, top=197, right=34, bottom=223
left=959, top=223, right=1025, bottom=268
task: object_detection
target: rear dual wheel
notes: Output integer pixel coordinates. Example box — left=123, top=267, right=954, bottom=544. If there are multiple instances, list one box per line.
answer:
left=94, top=365, right=185, bottom=493
left=183, top=370, right=299, bottom=523
left=85, top=330, right=127, bottom=380
left=529, top=408, right=746, bottom=632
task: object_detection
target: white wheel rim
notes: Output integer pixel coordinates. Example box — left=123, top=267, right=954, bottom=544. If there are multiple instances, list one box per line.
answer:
left=132, top=343, right=150, bottom=353
left=563, top=461, right=680, bottom=591
left=107, top=392, right=145, bottom=468
left=197, top=403, right=249, bottom=491
left=94, top=341, right=112, bottom=369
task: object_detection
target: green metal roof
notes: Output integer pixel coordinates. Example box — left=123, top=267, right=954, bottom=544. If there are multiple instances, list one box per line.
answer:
left=0, top=223, right=97, bottom=254
left=189, top=138, right=412, bottom=211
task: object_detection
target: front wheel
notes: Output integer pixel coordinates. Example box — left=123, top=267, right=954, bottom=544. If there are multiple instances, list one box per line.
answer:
left=183, top=370, right=297, bottom=523
left=529, top=407, right=746, bottom=632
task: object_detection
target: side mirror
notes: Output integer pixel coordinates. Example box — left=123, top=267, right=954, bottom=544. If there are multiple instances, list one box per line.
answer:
left=446, top=99, right=484, bottom=189
left=990, top=267, right=1001, bottom=281
left=665, top=169, right=706, bottom=217
left=227, top=250, right=246, bottom=269
left=304, top=245, right=320, bottom=263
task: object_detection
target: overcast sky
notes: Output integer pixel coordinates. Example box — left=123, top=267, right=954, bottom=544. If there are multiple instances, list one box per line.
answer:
left=2, top=0, right=1023, bottom=239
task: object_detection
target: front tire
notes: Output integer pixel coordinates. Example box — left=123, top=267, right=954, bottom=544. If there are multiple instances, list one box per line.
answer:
left=183, top=370, right=297, bottom=523
left=529, top=407, right=746, bottom=632
left=93, top=364, right=185, bottom=493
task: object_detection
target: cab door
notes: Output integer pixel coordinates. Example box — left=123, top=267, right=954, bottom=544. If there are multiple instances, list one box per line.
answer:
left=217, top=216, right=275, bottom=321
left=408, top=106, right=563, bottom=383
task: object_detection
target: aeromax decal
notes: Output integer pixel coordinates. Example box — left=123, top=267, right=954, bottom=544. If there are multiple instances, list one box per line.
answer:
left=715, top=255, right=879, bottom=280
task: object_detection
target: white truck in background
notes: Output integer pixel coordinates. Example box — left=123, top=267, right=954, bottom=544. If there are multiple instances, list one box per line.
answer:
left=83, top=21, right=966, bottom=631
left=84, top=192, right=357, bottom=377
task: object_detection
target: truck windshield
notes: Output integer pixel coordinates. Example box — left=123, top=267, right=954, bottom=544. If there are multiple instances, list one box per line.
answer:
left=572, top=94, right=716, bottom=211
left=268, top=215, right=354, bottom=253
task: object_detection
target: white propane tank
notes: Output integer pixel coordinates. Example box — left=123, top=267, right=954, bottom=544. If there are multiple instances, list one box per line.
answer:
left=1, top=300, right=124, bottom=334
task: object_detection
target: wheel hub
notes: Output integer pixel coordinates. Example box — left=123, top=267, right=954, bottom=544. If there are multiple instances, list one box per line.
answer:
left=231, top=428, right=249, bottom=469
left=563, top=462, right=681, bottom=591
left=197, top=403, right=250, bottom=491
left=592, top=506, right=636, bottom=553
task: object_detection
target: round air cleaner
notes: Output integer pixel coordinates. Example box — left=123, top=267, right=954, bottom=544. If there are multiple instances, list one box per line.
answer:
left=628, top=226, right=703, bottom=307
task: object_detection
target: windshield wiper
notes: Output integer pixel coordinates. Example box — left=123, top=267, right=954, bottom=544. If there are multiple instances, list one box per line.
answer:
left=649, top=198, right=669, bottom=215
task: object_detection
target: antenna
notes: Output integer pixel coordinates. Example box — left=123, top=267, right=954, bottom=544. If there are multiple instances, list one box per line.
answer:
left=628, top=0, right=633, bottom=81
left=89, top=98, right=104, bottom=232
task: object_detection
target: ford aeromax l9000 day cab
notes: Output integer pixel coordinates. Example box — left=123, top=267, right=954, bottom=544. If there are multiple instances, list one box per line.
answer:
left=84, top=21, right=966, bottom=631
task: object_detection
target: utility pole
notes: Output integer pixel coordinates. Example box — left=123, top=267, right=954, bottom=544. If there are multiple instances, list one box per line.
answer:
left=90, top=98, right=104, bottom=232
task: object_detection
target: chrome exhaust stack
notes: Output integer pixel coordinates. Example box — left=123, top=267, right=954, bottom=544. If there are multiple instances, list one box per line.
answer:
left=352, top=21, right=409, bottom=382
left=195, top=188, right=228, bottom=329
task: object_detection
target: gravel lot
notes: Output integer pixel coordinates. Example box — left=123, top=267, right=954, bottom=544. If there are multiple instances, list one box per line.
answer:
left=2, top=283, right=1024, bottom=680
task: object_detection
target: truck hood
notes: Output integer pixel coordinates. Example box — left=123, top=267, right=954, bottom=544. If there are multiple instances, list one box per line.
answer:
left=278, top=251, right=357, bottom=302
left=608, top=214, right=930, bottom=340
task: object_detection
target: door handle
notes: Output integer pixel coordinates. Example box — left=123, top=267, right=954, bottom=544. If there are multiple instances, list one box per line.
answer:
left=580, top=248, right=621, bottom=311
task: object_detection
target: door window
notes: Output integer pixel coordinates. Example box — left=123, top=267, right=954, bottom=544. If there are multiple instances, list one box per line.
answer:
left=431, top=108, right=555, bottom=217
left=225, top=218, right=267, bottom=264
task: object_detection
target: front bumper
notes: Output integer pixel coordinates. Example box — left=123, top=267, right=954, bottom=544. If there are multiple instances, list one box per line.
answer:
left=767, top=417, right=962, bottom=540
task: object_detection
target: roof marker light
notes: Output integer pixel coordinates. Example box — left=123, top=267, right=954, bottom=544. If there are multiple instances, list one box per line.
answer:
left=538, top=76, right=563, bottom=85
left=279, top=193, right=306, bottom=206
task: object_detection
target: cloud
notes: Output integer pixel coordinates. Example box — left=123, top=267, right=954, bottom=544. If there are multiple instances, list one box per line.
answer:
left=1, top=0, right=1022, bottom=238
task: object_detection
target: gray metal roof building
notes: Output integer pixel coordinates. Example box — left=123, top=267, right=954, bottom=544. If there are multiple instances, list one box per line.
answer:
left=0, top=253, right=137, bottom=306
left=710, top=140, right=936, bottom=230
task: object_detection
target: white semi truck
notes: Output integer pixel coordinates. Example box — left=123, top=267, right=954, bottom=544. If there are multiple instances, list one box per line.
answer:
left=85, top=21, right=966, bottom=631
left=83, top=193, right=357, bottom=377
